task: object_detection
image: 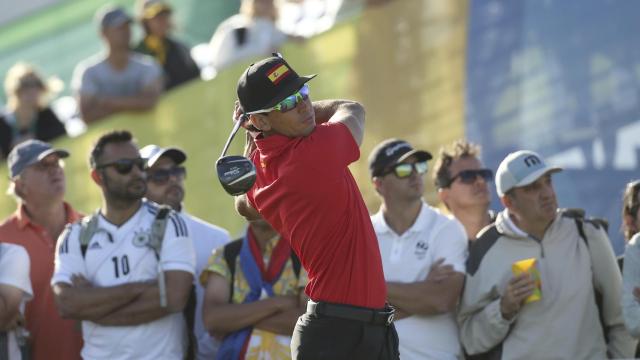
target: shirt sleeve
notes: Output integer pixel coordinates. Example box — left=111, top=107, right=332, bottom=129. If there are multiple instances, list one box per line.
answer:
left=140, top=57, right=163, bottom=89
left=160, top=213, right=196, bottom=274
left=430, top=218, right=468, bottom=273
left=0, top=244, right=32, bottom=299
left=51, top=224, right=88, bottom=286
left=300, top=122, right=360, bottom=172
left=457, top=238, right=514, bottom=354
left=73, top=62, right=97, bottom=96
left=199, top=247, right=231, bottom=287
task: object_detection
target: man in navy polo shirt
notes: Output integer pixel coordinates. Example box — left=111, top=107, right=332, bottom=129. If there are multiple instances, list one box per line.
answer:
left=233, top=54, right=399, bottom=359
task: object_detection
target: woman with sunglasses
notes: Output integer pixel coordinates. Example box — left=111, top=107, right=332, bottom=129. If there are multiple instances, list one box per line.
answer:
left=621, top=180, right=640, bottom=352
left=0, top=63, right=67, bottom=159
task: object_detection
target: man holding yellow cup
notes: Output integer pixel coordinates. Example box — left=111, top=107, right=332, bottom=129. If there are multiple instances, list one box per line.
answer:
left=458, top=150, right=635, bottom=359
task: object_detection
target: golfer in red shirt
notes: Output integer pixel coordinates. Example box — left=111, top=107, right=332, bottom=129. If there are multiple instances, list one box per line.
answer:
left=233, top=54, right=399, bottom=359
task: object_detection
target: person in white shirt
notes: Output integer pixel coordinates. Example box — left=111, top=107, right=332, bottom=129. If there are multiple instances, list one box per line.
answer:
left=208, top=0, right=293, bottom=72
left=140, top=144, right=230, bottom=359
left=368, top=139, right=467, bottom=360
left=51, top=130, right=195, bottom=360
left=0, top=243, right=32, bottom=360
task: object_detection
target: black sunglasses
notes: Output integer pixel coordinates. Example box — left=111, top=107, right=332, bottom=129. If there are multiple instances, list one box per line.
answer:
left=96, top=158, right=146, bottom=175
left=383, top=161, right=428, bottom=179
left=448, top=168, right=493, bottom=186
left=147, top=166, right=186, bottom=184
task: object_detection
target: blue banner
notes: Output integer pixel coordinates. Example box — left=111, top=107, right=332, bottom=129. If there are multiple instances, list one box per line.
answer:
left=467, top=0, right=640, bottom=254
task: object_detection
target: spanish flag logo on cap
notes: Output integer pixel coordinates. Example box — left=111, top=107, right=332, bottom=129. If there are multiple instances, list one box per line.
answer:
left=266, top=64, right=291, bottom=85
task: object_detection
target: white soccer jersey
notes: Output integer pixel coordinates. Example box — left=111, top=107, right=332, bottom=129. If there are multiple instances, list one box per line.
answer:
left=0, top=243, right=32, bottom=360
left=52, top=200, right=195, bottom=360
left=372, top=201, right=468, bottom=360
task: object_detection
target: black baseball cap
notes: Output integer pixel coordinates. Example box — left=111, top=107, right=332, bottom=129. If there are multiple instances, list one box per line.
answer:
left=236, top=54, right=316, bottom=114
left=368, top=139, right=432, bottom=177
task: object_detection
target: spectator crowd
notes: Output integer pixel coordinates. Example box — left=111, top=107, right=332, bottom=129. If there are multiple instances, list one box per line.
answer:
left=1, top=1, right=639, bottom=360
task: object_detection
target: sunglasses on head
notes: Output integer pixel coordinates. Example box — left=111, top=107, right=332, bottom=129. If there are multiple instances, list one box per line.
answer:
left=384, top=161, right=428, bottom=179
left=626, top=180, right=640, bottom=214
left=448, top=168, right=493, bottom=186
left=19, top=78, right=44, bottom=91
left=147, top=166, right=186, bottom=185
left=249, top=84, right=309, bottom=114
left=96, top=158, right=145, bottom=175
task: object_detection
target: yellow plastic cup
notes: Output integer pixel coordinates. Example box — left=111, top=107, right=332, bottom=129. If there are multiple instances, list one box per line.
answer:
left=511, top=258, right=542, bottom=304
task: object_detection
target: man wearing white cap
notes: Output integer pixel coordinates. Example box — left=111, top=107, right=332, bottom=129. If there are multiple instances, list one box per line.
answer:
left=140, top=144, right=230, bottom=360
left=458, top=150, right=635, bottom=359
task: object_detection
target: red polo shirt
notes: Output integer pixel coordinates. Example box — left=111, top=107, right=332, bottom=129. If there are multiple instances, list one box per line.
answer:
left=247, top=122, right=386, bottom=309
left=0, top=203, right=83, bottom=360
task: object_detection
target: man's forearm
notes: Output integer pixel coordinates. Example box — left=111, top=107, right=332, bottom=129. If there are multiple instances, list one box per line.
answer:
left=94, top=284, right=169, bottom=326
left=204, top=298, right=285, bottom=334
left=254, top=307, right=304, bottom=335
left=312, top=100, right=359, bottom=124
left=387, top=273, right=464, bottom=316
left=53, top=282, right=144, bottom=320
left=101, top=94, right=158, bottom=112
left=95, top=271, right=193, bottom=326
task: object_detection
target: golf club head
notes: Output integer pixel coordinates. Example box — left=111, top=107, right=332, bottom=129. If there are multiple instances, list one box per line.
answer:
left=216, top=155, right=257, bottom=195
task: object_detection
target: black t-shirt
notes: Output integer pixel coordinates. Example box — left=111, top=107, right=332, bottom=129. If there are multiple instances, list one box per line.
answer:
left=0, top=107, right=67, bottom=159
left=135, top=37, right=200, bottom=90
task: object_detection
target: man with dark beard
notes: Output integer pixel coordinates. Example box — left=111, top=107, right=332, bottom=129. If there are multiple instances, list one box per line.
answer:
left=51, top=130, right=195, bottom=360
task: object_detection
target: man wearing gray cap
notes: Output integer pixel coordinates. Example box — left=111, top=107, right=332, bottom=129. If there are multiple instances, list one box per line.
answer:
left=72, top=5, right=163, bottom=123
left=458, top=150, right=635, bottom=359
left=140, top=144, right=230, bottom=359
left=0, top=140, right=83, bottom=360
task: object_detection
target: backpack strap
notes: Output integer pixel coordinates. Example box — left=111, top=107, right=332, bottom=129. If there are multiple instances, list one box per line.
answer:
left=78, top=213, right=100, bottom=257
left=560, top=208, right=610, bottom=344
left=149, top=205, right=172, bottom=260
left=223, top=239, right=244, bottom=303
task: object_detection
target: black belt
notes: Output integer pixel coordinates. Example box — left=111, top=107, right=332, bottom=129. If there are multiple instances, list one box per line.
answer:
left=306, top=300, right=395, bottom=326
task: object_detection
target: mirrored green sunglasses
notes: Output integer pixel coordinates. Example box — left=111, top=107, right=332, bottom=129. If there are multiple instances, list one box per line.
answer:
left=248, top=84, right=309, bottom=114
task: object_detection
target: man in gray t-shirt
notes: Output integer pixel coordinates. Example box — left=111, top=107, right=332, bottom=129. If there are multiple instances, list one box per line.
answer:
left=72, top=6, right=163, bottom=124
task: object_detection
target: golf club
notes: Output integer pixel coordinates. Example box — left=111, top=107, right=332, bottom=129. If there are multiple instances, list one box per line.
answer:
left=216, top=115, right=257, bottom=195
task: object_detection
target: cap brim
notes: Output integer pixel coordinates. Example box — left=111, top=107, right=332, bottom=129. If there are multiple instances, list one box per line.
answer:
left=147, top=148, right=186, bottom=167
left=258, top=74, right=317, bottom=111
left=142, top=4, right=172, bottom=19
left=515, top=166, right=563, bottom=189
left=104, top=16, right=132, bottom=29
left=37, top=148, right=69, bottom=162
left=397, top=149, right=433, bottom=163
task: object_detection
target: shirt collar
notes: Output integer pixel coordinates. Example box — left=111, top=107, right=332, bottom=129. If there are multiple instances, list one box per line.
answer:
left=372, top=201, right=431, bottom=236
left=500, top=209, right=529, bottom=238
left=16, top=202, right=82, bottom=230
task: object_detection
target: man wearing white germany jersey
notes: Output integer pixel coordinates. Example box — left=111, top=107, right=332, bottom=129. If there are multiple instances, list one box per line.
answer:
left=52, top=130, right=195, bottom=360
left=369, top=139, right=468, bottom=360
left=140, top=144, right=230, bottom=359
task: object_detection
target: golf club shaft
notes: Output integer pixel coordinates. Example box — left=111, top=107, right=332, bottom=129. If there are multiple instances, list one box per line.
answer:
left=220, top=117, right=246, bottom=158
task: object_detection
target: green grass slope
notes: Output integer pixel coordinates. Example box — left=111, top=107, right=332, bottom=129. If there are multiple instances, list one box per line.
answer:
left=0, top=0, right=468, bottom=238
